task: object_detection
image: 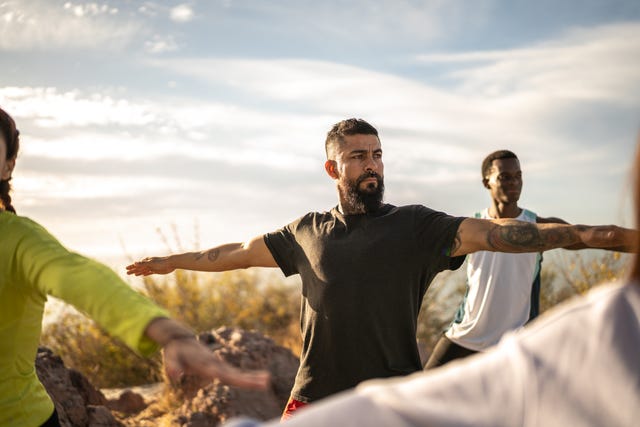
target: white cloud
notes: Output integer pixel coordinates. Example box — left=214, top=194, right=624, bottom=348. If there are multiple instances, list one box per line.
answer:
left=0, top=0, right=140, bottom=51
left=13, top=170, right=183, bottom=201
left=142, top=19, right=639, bottom=187
left=0, top=86, right=323, bottom=170
left=0, top=87, right=157, bottom=127
left=145, top=35, right=178, bottom=53
left=416, top=22, right=640, bottom=105
left=144, top=56, right=541, bottom=155
left=170, top=4, right=194, bottom=23
left=242, top=0, right=489, bottom=46
left=63, top=2, right=118, bottom=17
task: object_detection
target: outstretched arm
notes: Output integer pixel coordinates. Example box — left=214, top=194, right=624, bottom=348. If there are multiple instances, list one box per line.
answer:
left=15, top=219, right=270, bottom=390
left=450, top=218, right=638, bottom=257
left=144, top=317, right=269, bottom=389
left=536, top=215, right=636, bottom=252
left=126, top=235, right=277, bottom=276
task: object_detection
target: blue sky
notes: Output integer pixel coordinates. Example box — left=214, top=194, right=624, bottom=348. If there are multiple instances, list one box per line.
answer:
left=1, top=0, right=639, bottom=270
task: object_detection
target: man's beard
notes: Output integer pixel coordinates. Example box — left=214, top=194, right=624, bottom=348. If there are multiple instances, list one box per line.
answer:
left=340, top=171, right=385, bottom=214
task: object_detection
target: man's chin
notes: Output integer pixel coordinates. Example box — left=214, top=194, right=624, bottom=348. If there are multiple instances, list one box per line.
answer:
left=359, top=184, right=378, bottom=193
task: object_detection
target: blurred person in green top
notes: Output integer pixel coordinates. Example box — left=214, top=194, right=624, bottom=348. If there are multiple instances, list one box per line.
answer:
left=0, top=106, right=270, bottom=427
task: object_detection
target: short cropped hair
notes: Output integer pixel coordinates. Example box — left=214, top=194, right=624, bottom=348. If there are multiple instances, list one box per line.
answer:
left=481, top=150, right=518, bottom=179
left=325, top=118, right=379, bottom=159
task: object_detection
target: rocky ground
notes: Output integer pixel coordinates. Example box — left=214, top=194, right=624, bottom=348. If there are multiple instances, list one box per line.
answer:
left=36, top=327, right=299, bottom=427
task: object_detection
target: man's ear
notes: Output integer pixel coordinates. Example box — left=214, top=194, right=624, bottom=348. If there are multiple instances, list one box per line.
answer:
left=1, top=157, right=15, bottom=181
left=482, top=177, right=491, bottom=189
left=325, top=160, right=339, bottom=179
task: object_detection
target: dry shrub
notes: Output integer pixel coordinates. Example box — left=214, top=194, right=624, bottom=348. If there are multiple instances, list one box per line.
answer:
left=40, top=307, right=163, bottom=388
left=141, top=269, right=301, bottom=355
left=541, top=250, right=631, bottom=312
left=40, top=268, right=301, bottom=388
left=417, top=266, right=467, bottom=358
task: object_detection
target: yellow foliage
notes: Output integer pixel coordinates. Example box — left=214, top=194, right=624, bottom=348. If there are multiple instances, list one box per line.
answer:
left=558, top=250, right=630, bottom=297
left=40, top=269, right=301, bottom=388
left=41, top=307, right=163, bottom=388
left=140, top=269, right=301, bottom=352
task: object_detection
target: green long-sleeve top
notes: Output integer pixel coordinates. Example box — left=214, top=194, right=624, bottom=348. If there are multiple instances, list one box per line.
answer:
left=0, top=211, right=169, bottom=426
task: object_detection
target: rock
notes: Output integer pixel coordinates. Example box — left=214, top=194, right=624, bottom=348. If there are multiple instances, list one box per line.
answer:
left=87, top=405, right=123, bottom=426
left=170, top=327, right=299, bottom=426
left=107, top=389, right=147, bottom=414
left=70, top=369, right=109, bottom=406
left=35, top=347, right=123, bottom=427
left=36, top=327, right=299, bottom=427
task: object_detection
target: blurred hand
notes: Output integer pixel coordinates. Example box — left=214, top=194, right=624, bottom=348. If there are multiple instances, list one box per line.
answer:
left=126, top=257, right=175, bottom=276
left=162, top=337, right=270, bottom=390
left=145, top=317, right=270, bottom=390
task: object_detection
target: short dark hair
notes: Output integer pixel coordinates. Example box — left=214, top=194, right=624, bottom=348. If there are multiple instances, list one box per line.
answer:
left=325, top=118, right=379, bottom=159
left=481, top=150, right=518, bottom=179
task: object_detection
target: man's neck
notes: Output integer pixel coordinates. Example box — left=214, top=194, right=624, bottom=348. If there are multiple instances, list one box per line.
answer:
left=338, top=199, right=383, bottom=215
left=338, top=201, right=365, bottom=215
left=488, top=201, right=521, bottom=219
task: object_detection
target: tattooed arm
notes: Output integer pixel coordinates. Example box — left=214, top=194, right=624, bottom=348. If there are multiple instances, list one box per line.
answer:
left=449, top=218, right=638, bottom=257
left=126, top=235, right=278, bottom=276
left=535, top=216, right=635, bottom=252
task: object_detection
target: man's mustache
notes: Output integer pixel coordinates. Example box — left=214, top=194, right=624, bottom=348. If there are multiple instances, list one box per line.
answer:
left=356, top=171, right=383, bottom=185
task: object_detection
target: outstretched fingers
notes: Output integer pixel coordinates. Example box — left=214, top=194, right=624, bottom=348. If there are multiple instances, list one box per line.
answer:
left=196, top=358, right=271, bottom=390
left=126, top=261, right=150, bottom=276
left=126, top=257, right=173, bottom=276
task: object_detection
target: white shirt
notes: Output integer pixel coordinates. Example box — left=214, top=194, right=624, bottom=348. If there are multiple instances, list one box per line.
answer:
left=446, top=208, right=542, bottom=350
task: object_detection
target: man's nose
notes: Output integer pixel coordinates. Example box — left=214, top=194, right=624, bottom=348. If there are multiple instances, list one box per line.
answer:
left=363, top=156, right=376, bottom=171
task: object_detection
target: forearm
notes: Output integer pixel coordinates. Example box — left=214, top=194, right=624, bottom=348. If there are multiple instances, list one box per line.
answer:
left=486, top=220, right=638, bottom=253
left=166, top=243, right=251, bottom=272
left=486, top=219, right=581, bottom=253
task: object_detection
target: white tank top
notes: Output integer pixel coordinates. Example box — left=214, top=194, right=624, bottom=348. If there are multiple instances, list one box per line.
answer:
left=445, top=208, right=542, bottom=351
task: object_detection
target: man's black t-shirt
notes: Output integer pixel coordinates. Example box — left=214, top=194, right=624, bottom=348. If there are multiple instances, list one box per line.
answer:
left=264, top=204, right=465, bottom=402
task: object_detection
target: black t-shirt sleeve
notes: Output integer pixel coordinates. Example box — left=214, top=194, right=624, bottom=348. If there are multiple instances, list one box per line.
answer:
left=263, top=223, right=299, bottom=277
left=414, top=206, right=466, bottom=272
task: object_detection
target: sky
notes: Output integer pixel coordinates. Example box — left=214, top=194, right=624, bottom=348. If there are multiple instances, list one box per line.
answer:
left=1, top=0, right=639, bottom=273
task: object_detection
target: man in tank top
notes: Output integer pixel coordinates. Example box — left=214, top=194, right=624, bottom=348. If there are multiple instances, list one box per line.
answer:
left=425, top=150, right=629, bottom=369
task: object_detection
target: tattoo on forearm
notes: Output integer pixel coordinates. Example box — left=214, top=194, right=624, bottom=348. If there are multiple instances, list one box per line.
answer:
left=487, top=221, right=579, bottom=252
left=207, top=249, right=220, bottom=262
left=487, top=222, right=540, bottom=250
left=193, top=248, right=221, bottom=263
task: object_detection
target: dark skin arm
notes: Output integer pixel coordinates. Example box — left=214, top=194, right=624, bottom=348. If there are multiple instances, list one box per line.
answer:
left=449, top=218, right=638, bottom=257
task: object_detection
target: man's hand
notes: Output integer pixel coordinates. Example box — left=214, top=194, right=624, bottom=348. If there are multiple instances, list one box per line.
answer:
left=126, top=257, right=175, bottom=276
